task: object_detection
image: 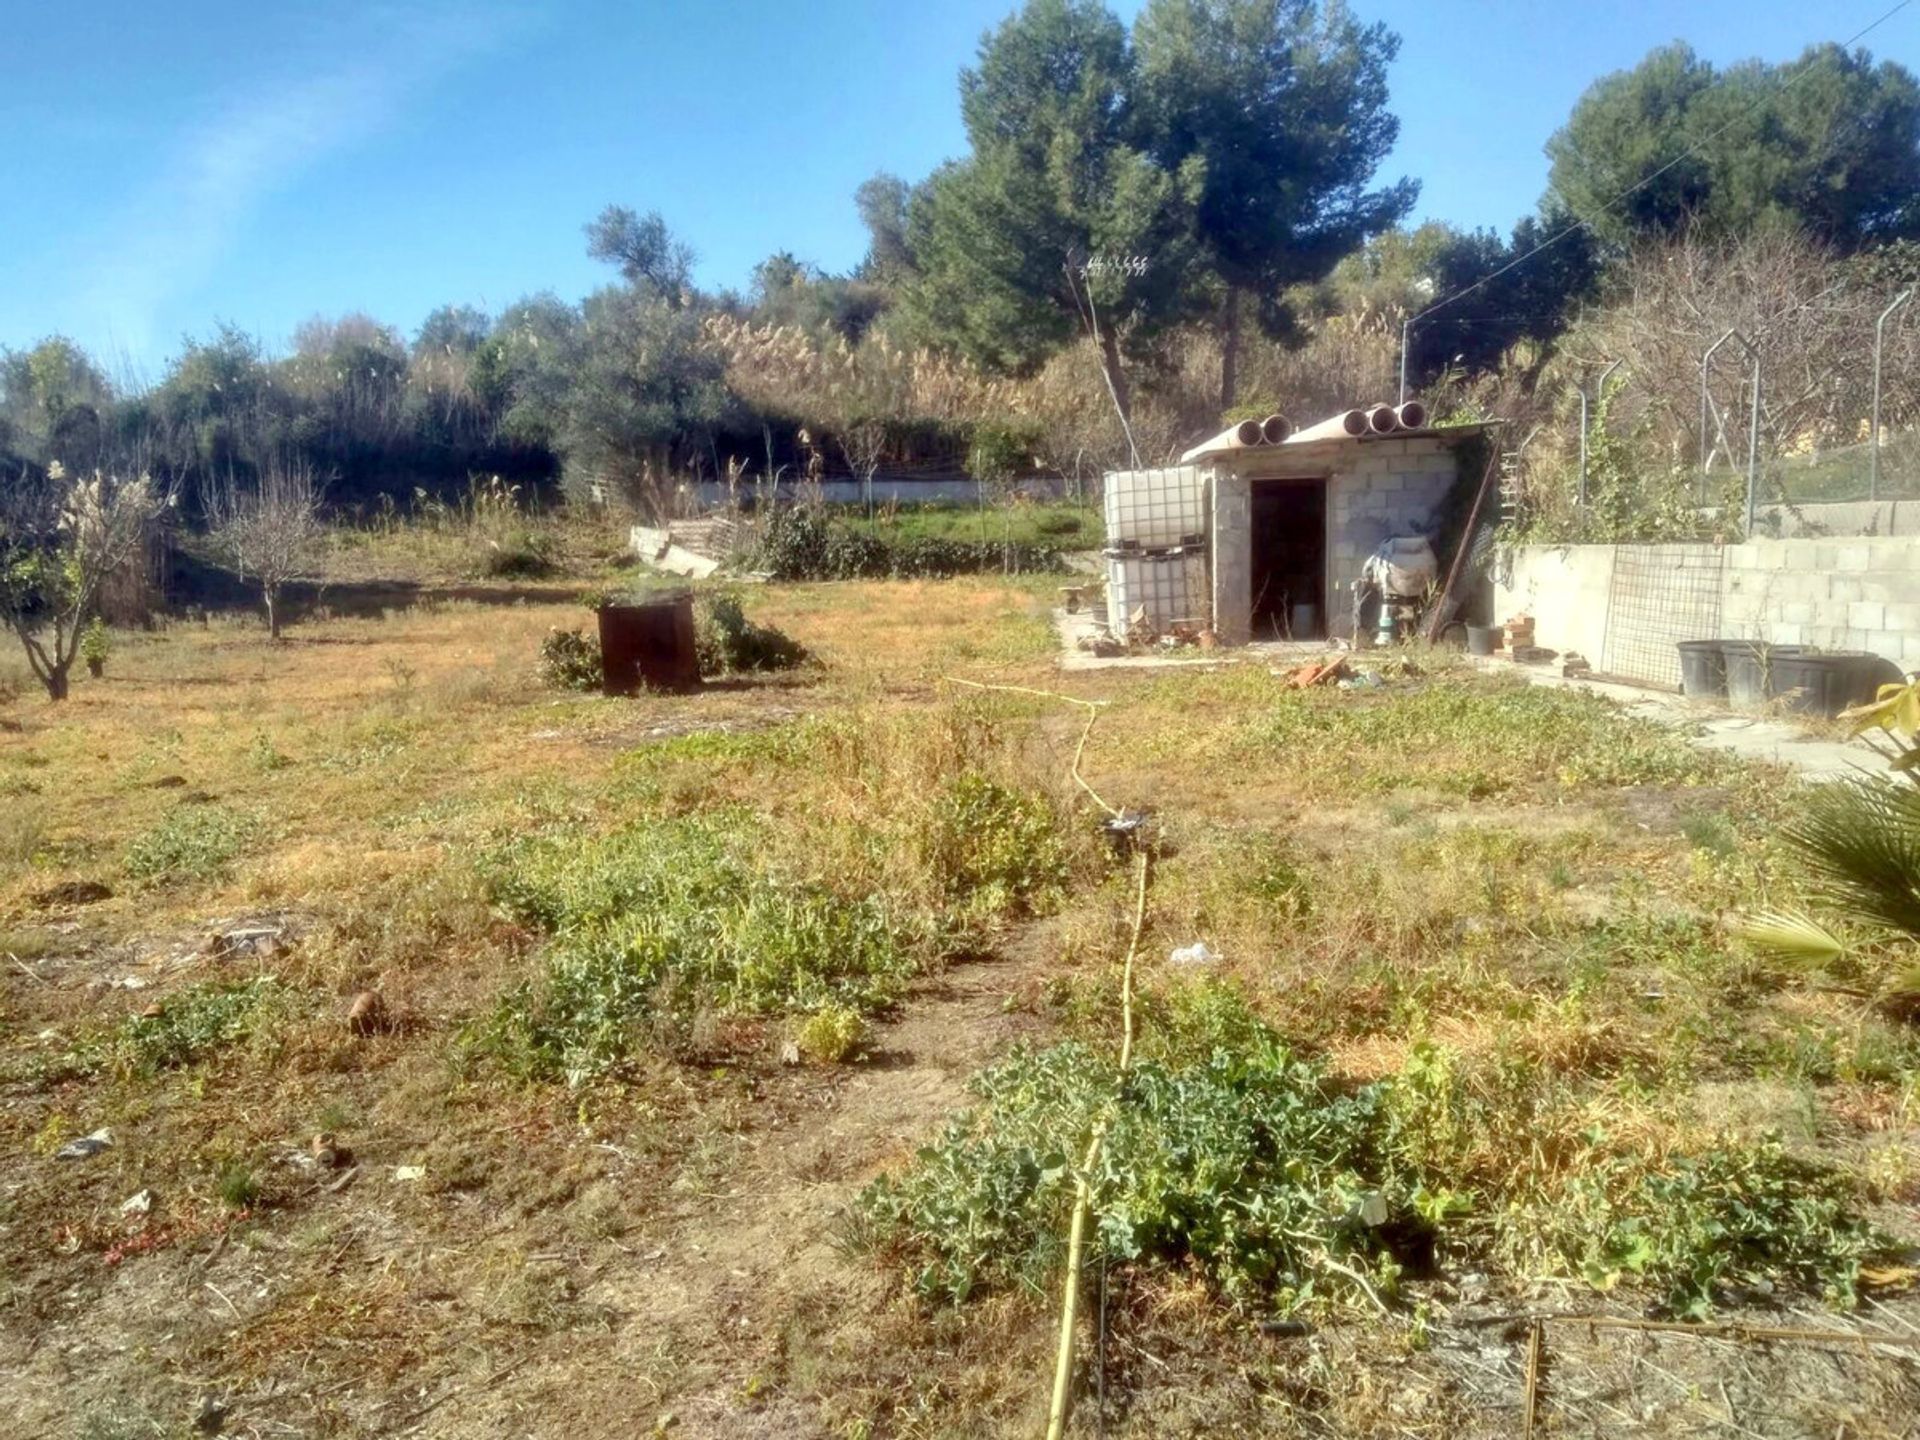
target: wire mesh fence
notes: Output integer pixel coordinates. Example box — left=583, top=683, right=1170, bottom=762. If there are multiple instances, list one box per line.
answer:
left=1757, top=432, right=1920, bottom=506
left=1599, top=544, right=1726, bottom=688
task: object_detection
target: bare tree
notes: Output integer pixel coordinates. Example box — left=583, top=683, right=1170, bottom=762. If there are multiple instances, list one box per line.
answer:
left=0, top=462, right=173, bottom=700
left=203, top=460, right=327, bottom=640
left=838, top=416, right=888, bottom=518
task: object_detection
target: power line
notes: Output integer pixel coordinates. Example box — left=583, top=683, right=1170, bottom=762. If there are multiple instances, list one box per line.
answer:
left=1396, top=0, right=1917, bottom=396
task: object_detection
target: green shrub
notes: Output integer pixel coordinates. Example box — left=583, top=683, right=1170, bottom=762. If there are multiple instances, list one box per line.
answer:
left=538, top=628, right=602, bottom=691
left=123, top=805, right=254, bottom=882
left=80, top=617, right=112, bottom=666
left=916, top=773, right=1068, bottom=919
left=693, top=593, right=808, bottom=676
left=480, top=527, right=556, bottom=577
left=856, top=1035, right=1386, bottom=1307
left=796, top=1004, right=869, bottom=1063
left=752, top=506, right=1065, bottom=581
left=1548, top=1142, right=1878, bottom=1316
left=218, top=1162, right=263, bottom=1211
left=482, top=817, right=913, bottom=1082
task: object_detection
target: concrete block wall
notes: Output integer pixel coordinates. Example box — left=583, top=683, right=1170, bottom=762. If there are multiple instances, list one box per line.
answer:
left=1722, top=537, right=1920, bottom=671
left=1498, top=539, right=1920, bottom=678
left=1325, top=441, right=1460, bottom=638
left=1210, top=470, right=1253, bottom=643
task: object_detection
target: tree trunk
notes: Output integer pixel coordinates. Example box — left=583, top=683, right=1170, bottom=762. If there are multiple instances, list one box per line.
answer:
left=1097, top=325, right=1132, bottom=424
left=1219, top=287, right=1241, bottom=412
left=45, top=665, right=69, bottom=701
left=266, top=587, right=280, bottom=641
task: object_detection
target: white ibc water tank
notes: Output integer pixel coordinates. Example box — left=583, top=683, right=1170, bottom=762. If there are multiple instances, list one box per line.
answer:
left=1103, top=467, right=1206, bottom=549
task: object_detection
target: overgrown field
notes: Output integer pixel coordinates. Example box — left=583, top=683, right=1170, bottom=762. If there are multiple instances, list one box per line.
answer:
left=1, top=542, right=1916, bottom=1438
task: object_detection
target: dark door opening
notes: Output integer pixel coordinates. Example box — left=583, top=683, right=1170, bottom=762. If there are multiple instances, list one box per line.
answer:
left=1249, top=478, right=1327, bottom=640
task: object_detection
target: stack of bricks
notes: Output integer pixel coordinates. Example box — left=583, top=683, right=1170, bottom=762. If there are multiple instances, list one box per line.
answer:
left=1504, top=614, right=1535, bottom=653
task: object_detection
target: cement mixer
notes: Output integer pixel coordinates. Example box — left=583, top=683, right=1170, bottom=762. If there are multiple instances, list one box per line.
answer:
left=1351, top=535, right=1437, bottom=647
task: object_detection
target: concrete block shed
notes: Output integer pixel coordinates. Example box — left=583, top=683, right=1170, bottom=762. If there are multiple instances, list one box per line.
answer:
left=1104, top=419, right=1491, bottom=643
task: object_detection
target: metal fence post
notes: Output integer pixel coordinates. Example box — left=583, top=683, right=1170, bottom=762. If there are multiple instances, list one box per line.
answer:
left=1871, top=289, right=1912, bottom=503
left=1701, top=329, right=1759, bottom=526
left=1700, top=329, right=1738, bottom=504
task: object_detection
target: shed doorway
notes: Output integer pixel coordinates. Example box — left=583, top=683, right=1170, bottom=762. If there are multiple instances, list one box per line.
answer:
left=1249, top=478, right=1328, bottom=640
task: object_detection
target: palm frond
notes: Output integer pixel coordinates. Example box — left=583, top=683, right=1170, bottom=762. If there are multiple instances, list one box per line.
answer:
left=1735, top=908, right=1850, bottom=963
left=1781, top=778, right=1920, bottom=941
left=1882, top=958, right=1920, bottom=1016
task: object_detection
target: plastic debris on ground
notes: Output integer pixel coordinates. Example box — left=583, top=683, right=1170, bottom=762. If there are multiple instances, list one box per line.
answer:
left=1101, top=810, right=1152, bottom=856
left=1168, top=941, right=1219, bottom=966
left=55, top=1128, right=114, bottom=1161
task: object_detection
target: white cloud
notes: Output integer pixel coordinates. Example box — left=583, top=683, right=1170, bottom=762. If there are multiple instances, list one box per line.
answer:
left=74, top=5, right=525, bottom=361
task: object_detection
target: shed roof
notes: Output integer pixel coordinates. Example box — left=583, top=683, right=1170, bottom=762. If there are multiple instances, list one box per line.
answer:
left=1178, top=419, right=1498, bottom=466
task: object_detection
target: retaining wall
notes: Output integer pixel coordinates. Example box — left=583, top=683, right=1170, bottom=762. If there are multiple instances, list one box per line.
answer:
left=1497, top=538, right=1920, bottom=686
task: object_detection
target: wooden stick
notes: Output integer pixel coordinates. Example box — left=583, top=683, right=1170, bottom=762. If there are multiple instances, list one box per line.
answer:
left=1045, top=845, right=1150, bottom=1440
left=1522, top=1318, right=1544, bottom=1439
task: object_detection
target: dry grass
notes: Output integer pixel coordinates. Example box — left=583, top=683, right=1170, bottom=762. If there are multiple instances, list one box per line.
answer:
left=2, top=547, right=1917, bottom=1437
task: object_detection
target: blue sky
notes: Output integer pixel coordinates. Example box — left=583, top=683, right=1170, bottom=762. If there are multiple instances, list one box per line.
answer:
left=3, top=0, right=1915, bottom=378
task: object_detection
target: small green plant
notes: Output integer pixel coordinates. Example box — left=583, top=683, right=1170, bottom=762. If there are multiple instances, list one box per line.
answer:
left=538, top=628, right=602, bottom=692
left=693, top=593, right=808, bottom=676
left=916, top=773, right=1068, bottom=919
left=482, top=527, right=557, bottom=577
left=248, top=732, right=292, bottom=772
left=218, top=1161, right=262, bottom=1211
left=1546, top=1142, right=1878, bottom=1316
left=80, top=617, right=111, bottom=675
left=123, top=805, right=254, bottom=882
left=1680, top=810, right=1738, bottom=857
left=796, top=1004, right=869, bottom=1063
left=855, top=1034, right=1388, bottom=1307
left=861, top=1011, right=1889, bottom=1316
left=46, top=976, right=285, bottom=1081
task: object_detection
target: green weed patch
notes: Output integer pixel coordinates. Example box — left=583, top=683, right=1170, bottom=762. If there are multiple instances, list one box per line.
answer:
left=36, top=977, right=288, bottom=1083
left=1240, top=679, right=1736, bottom=796
left=861, top=999, right=1887, bottom=1317
left=122, top=805, right=256, bottom=882
left=482, top=816, right=915, bottom=1081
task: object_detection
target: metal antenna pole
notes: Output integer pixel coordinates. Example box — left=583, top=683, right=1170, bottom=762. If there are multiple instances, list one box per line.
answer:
left=1746, top=348, right=1762, bottom=535
left=1398, top=318, right=1412, bottom=406
left=1871, top=289, right=1912, bottom=504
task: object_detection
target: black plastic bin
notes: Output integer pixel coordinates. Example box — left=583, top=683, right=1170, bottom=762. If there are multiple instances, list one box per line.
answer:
left=1721, top=641, right=1802, bottom=710
left=1676, top=640, right=1728, bottom=700
left=1768, top=651, right=1904, bottom=718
